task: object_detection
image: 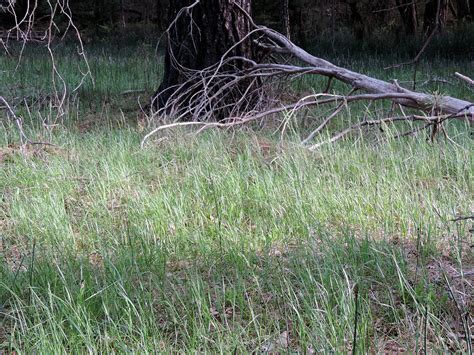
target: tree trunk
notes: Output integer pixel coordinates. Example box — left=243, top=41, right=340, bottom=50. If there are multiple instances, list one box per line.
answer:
left=295, top=6, right=307, bottom=48
left=453, top=0, right=470, bottom=19
left=423, top=0, right=447, bottom=35
left=348, top=1, right=364, bottom=41
left=454, top=0, right=474, bottom=20
left=120, top=0, right=126, bottom=27
left=282, top=0, right=290, bottom=40
left=396, top=0, right=418, bottom=35
left=153, top=0, right=256, bottom=118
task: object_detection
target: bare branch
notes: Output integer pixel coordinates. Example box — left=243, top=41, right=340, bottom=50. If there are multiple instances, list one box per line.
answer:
left=455, top=72, right=474, bottom=87
left=143, top=2, right=473, bottom=149
left=0, top=96, right=56, bottom=147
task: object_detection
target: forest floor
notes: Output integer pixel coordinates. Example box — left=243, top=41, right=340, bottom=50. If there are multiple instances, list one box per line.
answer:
left=0, top=40, right=473, bottom=352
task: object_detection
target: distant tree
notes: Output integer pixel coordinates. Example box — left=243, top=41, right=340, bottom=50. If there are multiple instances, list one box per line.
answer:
left=281, top=0, right=290, bottom=39
left=453, top=0, right=474, bottom=20
left=424, top=0, right=448, bottom=34
left=396, top=0, right=418, bottom=35
left=346, top=0, right=365, bottom=40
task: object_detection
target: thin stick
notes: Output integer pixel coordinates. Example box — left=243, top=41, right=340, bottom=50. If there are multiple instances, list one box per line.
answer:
left=352, top=284, right=359, bottom=355
left=1, top=96, right=57, bottom=147
left=309, top=115, right=440, bottom=150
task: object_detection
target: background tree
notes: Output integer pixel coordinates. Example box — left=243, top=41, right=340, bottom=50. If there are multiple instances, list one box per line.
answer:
left=396, top=0, right=418, bottom=35
left=424, top=0, right=448, bottom=34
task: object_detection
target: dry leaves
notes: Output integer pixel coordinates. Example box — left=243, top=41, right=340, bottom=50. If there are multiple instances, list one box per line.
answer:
left=261, top=331, right=290, bottom=353
left=1, top=243, right=27, bottom=273
left=88, top=251, right=104, bottom=270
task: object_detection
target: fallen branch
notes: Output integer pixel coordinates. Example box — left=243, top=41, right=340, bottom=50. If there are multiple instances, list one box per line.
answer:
left=143, top=4, right=473, bottom=149
left=455, top=72, right=474, bottom=87
left=141, top=91, right=454, bottom=147
left=259, top=27, right=474, bottom=119
left=308, top=114, right=445, bottom=150
left=450, top=215, right=474, bottom=222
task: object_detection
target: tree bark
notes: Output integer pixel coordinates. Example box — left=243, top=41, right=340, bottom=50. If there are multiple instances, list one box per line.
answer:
left=153, top=0, right=256, bottom=117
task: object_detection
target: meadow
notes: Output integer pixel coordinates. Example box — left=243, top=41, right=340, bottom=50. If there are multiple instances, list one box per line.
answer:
left=0, top=36, right=473, bottom=352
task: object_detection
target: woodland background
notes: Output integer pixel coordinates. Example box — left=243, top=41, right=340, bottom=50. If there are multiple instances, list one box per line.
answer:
left=1, top=0, right=474, bottom=45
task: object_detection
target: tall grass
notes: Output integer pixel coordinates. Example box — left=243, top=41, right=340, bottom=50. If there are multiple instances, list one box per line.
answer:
left=1, top=128, right=472, bottom=352
left=0, top=36, right=473, bottom=352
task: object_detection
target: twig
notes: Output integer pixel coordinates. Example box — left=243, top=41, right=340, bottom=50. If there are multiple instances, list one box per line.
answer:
left=301, top=102, right=346, bottom=145
left=0, top=96, right=57, bottom=147
left=352, top=283, right=359, bottom=355
left=440, top=264, right=471, bottom=354
left=450, top=215, right=474, bottom=222
left=423, top=304, right=428, bottom=355
left=121, top=89, right=146, bottom=95
left=302, top=87, right=358, bottom=144
left=308, top=114, right=442, bottom=150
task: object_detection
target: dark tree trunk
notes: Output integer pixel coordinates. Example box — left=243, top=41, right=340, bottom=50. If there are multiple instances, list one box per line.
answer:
left=282, top=0, right=290, bottom=40
left=453, top=0, right=470, bottom=19
left=153, top=0, right=256, bottom=117
left=423, top=0, right=447, bottom=35
left=396, top=0, right=418, bottom=35
left=348, top=1, right=364, bottom=41
left=120, top=0, right=126, bottom=27
left=293, top=6, right=307, bottom=48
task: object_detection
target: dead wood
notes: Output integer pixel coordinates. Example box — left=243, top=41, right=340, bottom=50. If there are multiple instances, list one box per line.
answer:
left=455, top=72, right=474, bottom=87
left=259, top=27, right=474, bottom=119
left=0, top=96, right=56, bottom=147
left=135, top=3, right=473, bottom=148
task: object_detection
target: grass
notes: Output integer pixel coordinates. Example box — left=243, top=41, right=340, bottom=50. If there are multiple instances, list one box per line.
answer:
left=1, top=128, right=472, bottom=352
left=1, top=36, right=473, bottom=352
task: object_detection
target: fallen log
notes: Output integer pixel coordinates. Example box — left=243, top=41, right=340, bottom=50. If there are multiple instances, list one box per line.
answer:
left=261, top=27, right=474, bottom=120
left=142, top=6, right=473, bottom=148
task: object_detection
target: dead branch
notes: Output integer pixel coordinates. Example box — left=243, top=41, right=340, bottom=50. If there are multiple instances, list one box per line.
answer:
left=308, top=114, right=446, bottom=150
left=142, top=3, right=473, bottom=149
left=258, top=27, right=474, bottom=119
left=450, top=215, right=474, bottom=222
left=455, top=72, right=474, bottom=87
left=0, top=96, right=56, bottom=147
left=2, top=0, right=93, bottom=127
left=141, top=92, right=449, bottom=147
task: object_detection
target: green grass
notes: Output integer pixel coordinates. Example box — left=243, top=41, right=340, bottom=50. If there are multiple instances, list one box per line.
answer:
left=1, top=128, right=472, bottom=352
left=1, top=43, right=162, bottom=109
left=1, top=38, right=473, bottom=352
